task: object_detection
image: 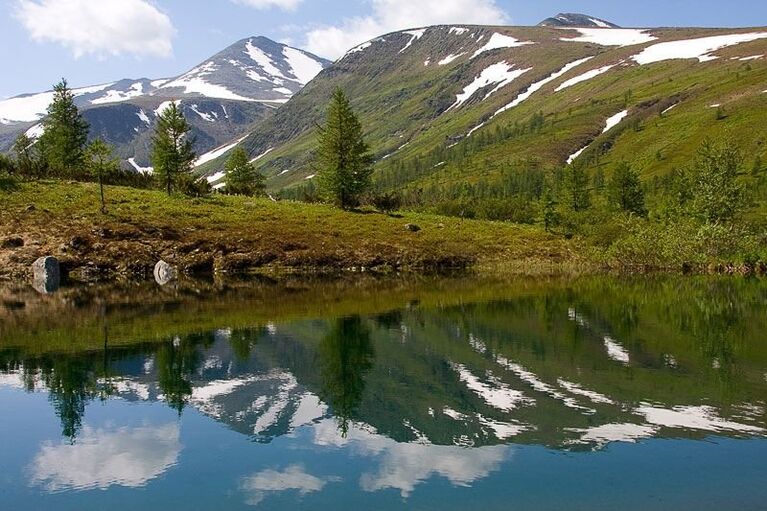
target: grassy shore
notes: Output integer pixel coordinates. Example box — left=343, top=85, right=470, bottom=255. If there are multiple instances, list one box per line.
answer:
left=0, top=181, right=580, bottom=281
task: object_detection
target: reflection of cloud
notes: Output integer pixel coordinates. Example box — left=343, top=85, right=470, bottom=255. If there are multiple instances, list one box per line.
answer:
left=313, top=419, right=509, bottom=498
left=29, top=423, right=180, bottom=491
left=240, top=465, right=337, bottom=506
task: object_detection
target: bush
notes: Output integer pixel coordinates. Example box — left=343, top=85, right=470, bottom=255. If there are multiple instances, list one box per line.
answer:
left=476, top=197, right=536, bottom=224
left=177, top=173, right=212, bottom=197
left=371, top=192, right=401, bottom=214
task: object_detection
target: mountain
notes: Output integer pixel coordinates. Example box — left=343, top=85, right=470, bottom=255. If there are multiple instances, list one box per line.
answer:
left=538, top=13, right=620, bottom=28
left=0, top=37, right=331, bottom=170
left=208, top=22, right=767, bottom=203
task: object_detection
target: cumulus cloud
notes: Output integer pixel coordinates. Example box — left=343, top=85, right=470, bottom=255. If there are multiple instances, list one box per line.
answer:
left=304, top=0, right=510, bottom=59
left=233, top=0, right=303, bottom=10
left=14, top=0, right=175, bottom=59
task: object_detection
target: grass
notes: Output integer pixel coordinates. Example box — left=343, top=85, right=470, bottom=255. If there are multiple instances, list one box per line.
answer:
left=0, top=180, right=580, bottom=280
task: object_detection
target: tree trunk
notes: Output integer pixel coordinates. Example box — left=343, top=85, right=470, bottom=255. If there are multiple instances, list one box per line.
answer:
left=99, top=174, right=106, bottom=214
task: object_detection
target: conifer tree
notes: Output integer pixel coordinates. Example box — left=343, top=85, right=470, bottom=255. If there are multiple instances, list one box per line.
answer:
left=565, top=165, right=591, bottom=212
left=85, top=139, right=119, bottom=213
left=38, top=79, right=90, bottom=177
left=150, top=102, right=196, bottom=196
left=316, top=88, right=373, bottom=209
left=689, top=140, right=745, bottom=223
left=224, top=147, right=265, bottom=196
left=608, top=162, right=647, bottom=217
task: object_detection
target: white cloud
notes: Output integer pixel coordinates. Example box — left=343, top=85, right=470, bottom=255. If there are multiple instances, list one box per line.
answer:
left=14, top=0, right=175, bottom=59
left=29, top=423, right=181, bottom=491
left=233, top=0, right=303, bottom=10
left=304, top=0, right=509, bottom=59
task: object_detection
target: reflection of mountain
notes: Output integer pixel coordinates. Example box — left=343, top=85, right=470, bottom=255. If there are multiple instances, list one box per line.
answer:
left=1, top=277, right=766, bottom=455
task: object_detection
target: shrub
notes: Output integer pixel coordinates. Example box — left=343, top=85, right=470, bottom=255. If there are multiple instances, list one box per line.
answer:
left=371, top=192, right=401, bottom=214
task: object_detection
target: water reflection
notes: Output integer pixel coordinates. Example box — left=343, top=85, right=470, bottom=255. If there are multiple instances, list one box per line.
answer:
left=1, top=275, right=766, bottom=506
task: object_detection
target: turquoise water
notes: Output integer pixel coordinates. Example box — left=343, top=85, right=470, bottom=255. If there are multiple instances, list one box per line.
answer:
left=1, top=276, right=765, bottom=509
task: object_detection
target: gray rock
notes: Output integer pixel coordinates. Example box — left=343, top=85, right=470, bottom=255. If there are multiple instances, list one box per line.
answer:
left=405, top=223, right=421, bottom=232
left=154, top=260, right=178, bottom=285
left=32, top=256, right=60, bottom=294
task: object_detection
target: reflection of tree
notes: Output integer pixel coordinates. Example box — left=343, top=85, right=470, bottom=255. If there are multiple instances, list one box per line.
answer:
left=229, top=328, right=265, bottom=363
left=43, top=358, right=98, bottom=441
left=319, top=316, right=375, bottom=436
left=156, top=333, right=207, bottom=414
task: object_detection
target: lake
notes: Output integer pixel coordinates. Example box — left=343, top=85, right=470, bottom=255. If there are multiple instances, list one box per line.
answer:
left=1, top=274, right=766, bottom=510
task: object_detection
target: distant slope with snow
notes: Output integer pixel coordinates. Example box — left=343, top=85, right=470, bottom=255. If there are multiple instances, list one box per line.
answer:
left=0, top=36, right=331, bottom=168
left=207, top=20, right=767, bottom=200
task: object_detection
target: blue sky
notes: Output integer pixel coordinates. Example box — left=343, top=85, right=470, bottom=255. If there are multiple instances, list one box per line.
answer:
left=1, top=0, right=766, bottom=98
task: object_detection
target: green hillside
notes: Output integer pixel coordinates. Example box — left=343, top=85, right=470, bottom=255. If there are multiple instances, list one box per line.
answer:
left=199, top=25, right=767, bottom=205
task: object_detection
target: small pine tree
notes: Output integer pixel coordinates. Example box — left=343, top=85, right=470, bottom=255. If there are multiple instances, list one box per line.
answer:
left=150, top=102, right=196, bottom=195
left=38, top=79, right=90, bottom=177
left=316, top=88, right=374, bottom=209
left=224, top=147, right=265, bottom=196
left=608, top=162, right=648, bottom=217
left=85, top=139, right=119, bottom=213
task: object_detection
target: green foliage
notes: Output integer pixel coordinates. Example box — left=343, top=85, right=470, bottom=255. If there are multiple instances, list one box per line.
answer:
left=608, top=162, right=647, bottom=217
left=12, top=134, right=44, bottom=179
left=85, top=139, right=120, bottom=213
left=563, top=165, right=591, bottom=212
left=688, top=140, right=746, bottom=224
left=371, top=191, right=401, bottom=214
left=317, top=88, right=374, bottom=209
left=224, top=147, right=265, bottom=196
left=0, top=153, right=15, bottom=176
left=150, top=102, right=196, bottom=196
left=38, top=79, right=90, bottom=178
left=177, top=172, right=212, bottom=197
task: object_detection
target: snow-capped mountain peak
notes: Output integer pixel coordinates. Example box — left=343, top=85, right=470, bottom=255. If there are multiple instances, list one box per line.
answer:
left=538, top=13, right=620, bottom=29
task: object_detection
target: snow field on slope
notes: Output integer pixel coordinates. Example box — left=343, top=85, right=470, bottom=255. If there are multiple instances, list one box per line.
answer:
left=448, top=62, right=531, bottom=110
left=632, top=32, right=767, bottom=64
left=555, top=64, right=617, bottom=92
left=471, top=33, right=534, bottom=59
left=560, top=28, right=657, bottom=47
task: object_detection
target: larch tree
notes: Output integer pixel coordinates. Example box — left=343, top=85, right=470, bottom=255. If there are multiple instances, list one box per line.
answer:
left=224, top=147, right=265, bottom=196
left=150, top=101, right=196, bottom=196
left=85, top=139, right=120, bottom=213
left=609, top=162, right=647, bottom=217
left=316, top=88, right=373, bottom=209
left=37, top=79, right=90, bottom=177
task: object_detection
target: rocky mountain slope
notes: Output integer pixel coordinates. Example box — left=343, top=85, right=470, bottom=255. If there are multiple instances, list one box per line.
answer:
left=538, top=13, right=620, bottom=28
left=207, top=20, right=767, bottom=200
left=0, top=37, right=331, bottom=170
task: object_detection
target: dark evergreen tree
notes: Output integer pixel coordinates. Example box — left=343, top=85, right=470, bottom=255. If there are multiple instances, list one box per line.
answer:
left=224, top=146, right=265, bottom=196
left=608, top=162, right=647, bottom=217
left=38, top=79, right=90, bottom=177
left=565, top=165, right=591, bottom=211
left=150, top=102, right=196, bottom=195
left=316, top=88, right=373, bottom=209
left=85, top=139, right=119, bottom=213
left=12, top=133, right=42, bottom=178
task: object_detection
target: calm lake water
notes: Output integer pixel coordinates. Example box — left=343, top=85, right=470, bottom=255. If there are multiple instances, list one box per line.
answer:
left=1, top=275, right=766, bottom=510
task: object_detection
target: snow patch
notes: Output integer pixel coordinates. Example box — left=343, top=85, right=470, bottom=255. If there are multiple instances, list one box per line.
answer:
left=632, top=33, right=767, bottom=65
left=282, top=46, right=325, bottom=84
left=399, top=29, right=427, bottom=53
left=195, top=135, right=248, bottom=167
left=25, top=123, right=45, bottom=139
left=127, top=158, right=153, bottom=174
left=190, top=104, right=216, bottom=122
left=561, top=28, right=657, bottom=47
left=604, top=336, right=630, bottom=364
left=566, top=146, right=588, bottom=165
left=603, top=109, right=628, bottom=132
left=494, top=57, right=593, bottom=116
left=451, top=363, right=532, bottom=412
left=471, top=33, right=534, bottom=59
left=0, top=83, right=112, bottom=123
left=638, top=404, right=765, bottom=433
left=90, top=82, right=144, bottom=105
left=250, top=148, right=274, bottom=163
left=555, top=64, right=616, bottom=92
left=136, top=109, right=151, bottom=126
left=154, top=100, right=180, bottom=117
left=447, top=62, right=530, bottom=110
left=438, top=53, right=465, bottom=66
left=449, top=27, right=470, bottom=36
